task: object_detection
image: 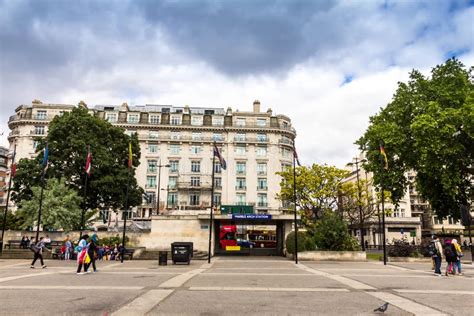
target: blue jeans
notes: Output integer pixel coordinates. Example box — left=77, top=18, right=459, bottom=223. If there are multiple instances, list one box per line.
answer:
left=455, top=260, right=462, bottom=273
left=434, top=256, right=441, bottom=274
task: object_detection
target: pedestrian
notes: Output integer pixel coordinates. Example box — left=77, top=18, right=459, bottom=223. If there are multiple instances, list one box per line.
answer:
left=451, top=239, right=463, bottom=275
left=430, top=235, right=443, bottom=276
left=463, top=240, right=468, bottom=248
left=64, top=236, right=73, bottom=261
left=30, top=237, right=50, bottom=269
left=76, top=234, right=89, bottom=275
left=443, top=239, right=457, bottom=276
left=85, top=234, right=98, bottom=273
left=20, top=235, right=29, bottom=249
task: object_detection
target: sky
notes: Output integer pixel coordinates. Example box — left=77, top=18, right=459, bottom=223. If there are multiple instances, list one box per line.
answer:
left=0, top=0, right=473, bottom=167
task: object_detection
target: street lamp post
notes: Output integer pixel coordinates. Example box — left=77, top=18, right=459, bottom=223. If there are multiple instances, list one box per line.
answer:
left=155, top=160, right=170, bottom=216
left=347, top=157, right=367, bottom=251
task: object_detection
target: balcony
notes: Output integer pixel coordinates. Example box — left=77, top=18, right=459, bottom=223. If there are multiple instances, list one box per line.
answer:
left=235, top=186, right=247, bottom=191
left=257, top=186, right=268, bottom=191
left=9, top=113, right=57, bottom=124
left=279, top=138, right=294, bottom=146
left=257, top=202, right=268, bottom=208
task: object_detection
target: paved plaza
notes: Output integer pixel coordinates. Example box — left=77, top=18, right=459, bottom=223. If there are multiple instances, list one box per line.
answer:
left=0, top=257, right=473, bottom=315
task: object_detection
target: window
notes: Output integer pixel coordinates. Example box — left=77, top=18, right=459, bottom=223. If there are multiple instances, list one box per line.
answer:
left=148, top=144, right=158, bottom=153
left=236, top=162, right=246, bottom=174
left=235, top=133, right=246, bottom=141
left=434, top=216, right=443, bottom=225
left=236, top=177, right=246, bottom=190
left=257, top=194, right=268, bottom=207
left=213, top=193, right=221, bottom=206
left=394, top=209, right=400, bottom=218
left=169, top=160, right=179, bottom=173
left=170, top=144, right=180, bottom=155
left=149, top=131, right=159, bottom=139
left=192, top=132, right=202, bottom=140
left=147, top=160, right=157, bottom=172
left=257, top=178, right=267, bottom=190
left=145, top=192, right=156, bottom=204
left=127, top=114, right=139, bottom=123
left=191, top=161, right=201, bottom=172
left=170, top=115, right=181, bottom=125
left=213, top=133, right=223, bottom=141
left=34, top=126, right=45, bottom=135
left=282, top=147, right=291, bottom=157
left=189, top=192, right=200, bottom=205
left=191, top=177, right=200, bottom=187
left=106, top=113, right=117, bottom=123
left=281, top=163, right=291, bottom=171
left=168, top=192, right=178, bottom=207
left=256, top=133, right=267, bottom=142
left=448, top=217, right=455, bottom=225
left=257, top=163, right=267, bottom=175
left=256, top=146, right=267, bottom=156
left=212, top=116, right=224, bottom=126
left=191, top=116, right=203, bottom=126
left=214, top=161, right=221, bottom=173
left=401, top=208, right=405, bottom=218
left=236, top=118, right=246, bottom=127
left=149, top=115, right=160, bottom=124
left=36, top=110, right=47, bottom=120
left=168, top=176, right=177, bottom=189
left=170, top=131, right=180, bottom=140
left=33, top=140, right=40, bottom=150
left=146, top=176, right=156, bottom=188
left=191, top=145, right=201, bottom=154
left=214, top=177, right=222, bottom=189
left=236, top=145, right=246, bottom=155
left=256, top=118, right=266, bottom=127
left=236, top=193, right=246, bottom=205
left=125, top=130, right=137, bottom=136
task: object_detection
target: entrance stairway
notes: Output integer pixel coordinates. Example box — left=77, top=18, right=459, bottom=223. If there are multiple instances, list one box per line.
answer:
left=0, top=249, right=53, bottom=259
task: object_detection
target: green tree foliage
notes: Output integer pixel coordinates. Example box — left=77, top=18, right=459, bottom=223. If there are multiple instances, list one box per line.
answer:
left=12, top=107, right=143, bottom=211
left=16, top=178, right=82, bottom=231
left=357, top=59, right=474, bottom=219
left=277, top=164, right=350, bottom=228
left=312, top=211, right=360, bottom=251
left=340, top=179, right=377, bottom=227
left=0, top=210, right=25, bottom=230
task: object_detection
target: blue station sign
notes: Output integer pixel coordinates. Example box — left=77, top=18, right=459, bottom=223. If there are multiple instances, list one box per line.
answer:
left=231, top=214, right=272, bottom=220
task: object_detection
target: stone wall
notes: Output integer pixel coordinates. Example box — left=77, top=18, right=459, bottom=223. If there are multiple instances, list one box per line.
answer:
left=297, top=251, right=367, bottom=261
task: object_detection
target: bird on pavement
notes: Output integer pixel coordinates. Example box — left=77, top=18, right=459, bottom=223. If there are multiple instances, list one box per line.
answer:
left=373, top=302, right=389, bottom=313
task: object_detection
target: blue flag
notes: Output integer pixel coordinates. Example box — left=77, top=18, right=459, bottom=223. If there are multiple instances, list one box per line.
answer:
left=42, top=143, right=49, bottom=170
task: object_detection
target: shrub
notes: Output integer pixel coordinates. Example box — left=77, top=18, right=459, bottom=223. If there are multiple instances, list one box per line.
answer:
left=312, top=210, right=360, bottom=251
left=388, top=238, right=418, bottom=257
left=97, top=235, right=129, bottom=247
left=285, top=231, right=309, bottom=254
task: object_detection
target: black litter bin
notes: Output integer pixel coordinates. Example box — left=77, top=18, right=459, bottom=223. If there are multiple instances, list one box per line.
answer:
left=158, top=251, right=168, bottom=266
left=171, top=242, right=192, bottom=264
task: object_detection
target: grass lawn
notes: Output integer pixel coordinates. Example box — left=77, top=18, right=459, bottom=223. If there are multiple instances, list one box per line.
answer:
left=366, top=253, right=382, bottom=261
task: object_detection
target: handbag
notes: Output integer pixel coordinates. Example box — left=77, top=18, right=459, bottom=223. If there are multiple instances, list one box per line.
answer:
left=84, top=252, right=91, bottom=264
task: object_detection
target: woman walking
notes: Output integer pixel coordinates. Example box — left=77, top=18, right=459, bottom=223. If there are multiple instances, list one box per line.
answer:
left=451, top=239, right=463, bottom=275
left=85, top=234, right=98, bottom=273
left=76, top=234, right=89, bottom=275
left=443, top=239, right=457, bottom=276
left=31, top=237, right=49, bottom=269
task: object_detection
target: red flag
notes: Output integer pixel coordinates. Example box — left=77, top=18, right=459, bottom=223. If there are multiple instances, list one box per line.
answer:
left=10, top=146, right=17, bottom=178
left=85, top=147, right=92, bottom=176
left=293, top=147, right=301, bottom=167
left=213, top=143, right=226, bottom=170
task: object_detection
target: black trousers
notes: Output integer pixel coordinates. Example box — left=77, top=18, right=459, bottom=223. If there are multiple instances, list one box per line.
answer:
left=31, top=252, right=44, bottom=266
left=85, top=257, right=96, bottom=271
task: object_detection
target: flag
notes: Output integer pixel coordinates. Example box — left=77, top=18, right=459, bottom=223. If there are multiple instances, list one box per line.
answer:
left=380, top=145, right=388, bottom=170
left=85, top=146, right=92, bottom=176
left=293, top=147, right=301, bottom=167
left=128, top=142, right=133, bottom=169
left=10, top=146, right=17, bottom=178
left=42, top=143, right=49, bottom=171
left=213, top=143, right=226, bottom=170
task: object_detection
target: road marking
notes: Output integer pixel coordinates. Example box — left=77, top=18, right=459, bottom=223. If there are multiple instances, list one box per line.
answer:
left=214, top=267, right=298, bottom=270
left=59, top=271, right=178, bottom=275
left=159, top=268, right=206, bottom=288
left=366, top=291, right=447, bottom=315
left=203, top=272, right=316, bottom=276
left=103, top=262, right=123, bottom=269
left=189, top=286, right=349, bottom=292
left=394, top=289, right=474, bottom=295
left=0, top=285, right=143, bottom=290
left=0, top=272, right=56, bottom=283
left=216, top=259, right=291, bottom=263
left=387, top=264, right=411, bottom=271
left=112, top=289, right=173, bottom=316
left=0, top=262, right=32, bottom=269
left=297, top=263, right=376, bottom=290
left=341, top=274, right=440, bottom=278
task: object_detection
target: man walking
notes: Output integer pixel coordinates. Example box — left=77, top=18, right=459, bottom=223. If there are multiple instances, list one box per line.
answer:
left=31, top=237, right=49, bottom=269
left=431, top=234, right=443, bottom=276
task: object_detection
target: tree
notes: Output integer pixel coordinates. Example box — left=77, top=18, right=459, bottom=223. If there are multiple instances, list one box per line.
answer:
left=357, top=58, right=474, bottom=220
left=277, top=164, right=350, bottom=229
left=0, top=210, right=25, bottom=231
left=12, top=106, right=143, bottom=212
left=16, top=178, right=82, bottom=231
left=312, top=210, right=360, bottom=251
left=340, top=179, right=377, bottom=228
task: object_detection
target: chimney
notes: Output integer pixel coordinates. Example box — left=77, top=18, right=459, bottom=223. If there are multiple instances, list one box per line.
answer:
left=253, top=100, right=261, bottom=113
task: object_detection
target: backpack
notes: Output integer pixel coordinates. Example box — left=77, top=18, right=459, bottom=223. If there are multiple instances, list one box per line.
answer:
left=428, top=243, right=438, bottom=257
left=29, top=243, right=39, bottom=253
left=444, top=245, right=454, bottom=258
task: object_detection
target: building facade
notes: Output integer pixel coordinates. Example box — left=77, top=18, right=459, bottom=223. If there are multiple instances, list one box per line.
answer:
left=0, top=146, right=8, bottom=208
left=7, top=100, right=296, bottom=224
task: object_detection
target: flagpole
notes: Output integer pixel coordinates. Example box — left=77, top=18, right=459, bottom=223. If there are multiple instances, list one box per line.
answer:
left=0, top=153, right=15, bottom=253
left=35, top=144, right=48, bottom=242
left=208, top=144, right=216, bottom=263
left=121, top=143, right=132, bottom=263
left=380, top=142, right=387, bottom=265
left=293, top=145, right=298, bottom=264
left=79, top=173, right=88, bottom=239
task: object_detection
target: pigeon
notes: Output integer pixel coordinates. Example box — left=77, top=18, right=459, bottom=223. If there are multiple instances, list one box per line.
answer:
left=373, top=302, right=389, bottom=313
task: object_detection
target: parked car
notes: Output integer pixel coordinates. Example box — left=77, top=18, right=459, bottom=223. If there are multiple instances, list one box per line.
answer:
left=237, top=239, right=256, bottom=248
